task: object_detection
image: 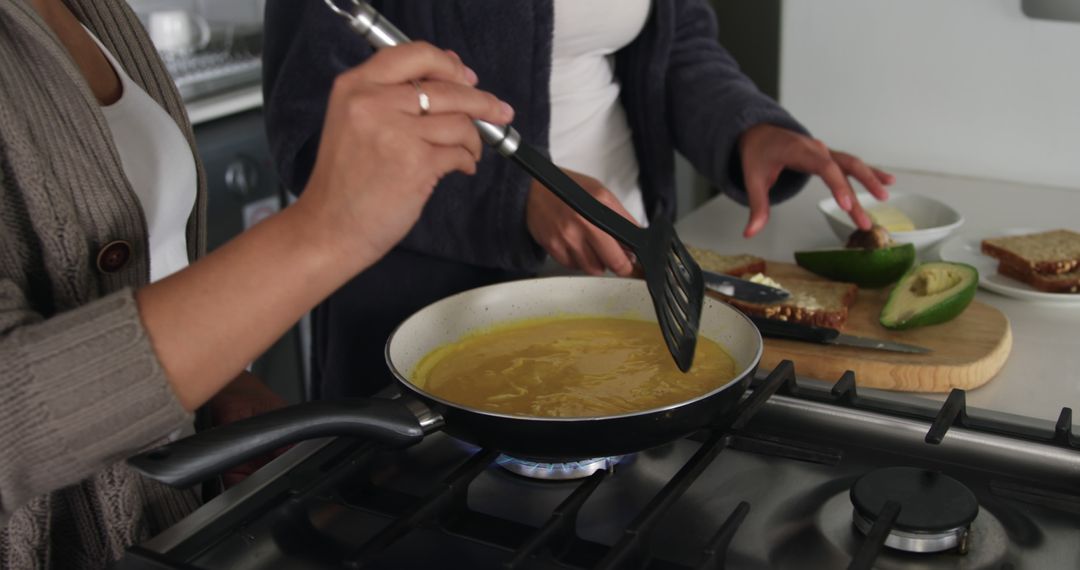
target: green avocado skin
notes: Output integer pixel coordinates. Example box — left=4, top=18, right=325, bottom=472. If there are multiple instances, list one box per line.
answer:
left=794, top=244, right=916, bottom=288
left=879, top=263, right=979, bottom=330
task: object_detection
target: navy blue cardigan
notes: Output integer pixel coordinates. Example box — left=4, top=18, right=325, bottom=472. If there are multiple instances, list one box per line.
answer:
left=263, top=0, right=809, bottom=271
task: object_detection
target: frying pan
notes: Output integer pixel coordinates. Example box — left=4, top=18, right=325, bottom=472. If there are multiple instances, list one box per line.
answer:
left=128, top=277, right=763, bottom=488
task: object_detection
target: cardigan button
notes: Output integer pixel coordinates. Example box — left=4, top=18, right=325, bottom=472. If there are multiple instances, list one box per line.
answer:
left=96, top=240, right=132, bottom=273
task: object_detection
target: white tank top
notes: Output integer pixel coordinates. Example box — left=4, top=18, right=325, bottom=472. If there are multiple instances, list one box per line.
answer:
left=549, top=0, right=652, bottom=226
left=87, top=28, right=197, bottom=283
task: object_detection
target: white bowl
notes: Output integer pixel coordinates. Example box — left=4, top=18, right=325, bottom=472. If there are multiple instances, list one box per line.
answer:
left=817, top=191, right=964, bottom=253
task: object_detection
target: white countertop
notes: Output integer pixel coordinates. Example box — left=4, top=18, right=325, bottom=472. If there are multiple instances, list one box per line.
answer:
left=186, top=85, right=263, bottom=126
left=676, top=169, right=1080, bottom=422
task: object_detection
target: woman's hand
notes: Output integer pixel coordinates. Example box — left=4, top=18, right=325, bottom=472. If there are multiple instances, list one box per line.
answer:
left=296, top=43, right=515, bottom=266
left=138, top=43, right=515, bottom=413
left=737, top=124, right=894, bottom=237
left=207, top=371, right=289, bottom=487
left=526, top=169, right=637, bottom=276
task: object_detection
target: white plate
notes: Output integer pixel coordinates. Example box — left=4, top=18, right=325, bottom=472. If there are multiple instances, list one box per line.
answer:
left=938, top=229, right=1080, bottom=304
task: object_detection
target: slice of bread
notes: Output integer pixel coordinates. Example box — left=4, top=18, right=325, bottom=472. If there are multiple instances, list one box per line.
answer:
left=997, top=261, right=1080, bottom=294
left=715, top=275, right=858, bottom=329
left=686, top=245, right=766, bottom=276
left=981, top=230, right=1080, bottom=275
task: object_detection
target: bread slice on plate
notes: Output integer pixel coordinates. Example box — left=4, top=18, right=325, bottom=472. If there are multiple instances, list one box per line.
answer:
left=715, top=275, right=858, bottom=329
left=686, top=245, right=766, bottom=276
left=997, top=261, right=1080, bottom=294
left=981, top=229, right=1080, bottom=275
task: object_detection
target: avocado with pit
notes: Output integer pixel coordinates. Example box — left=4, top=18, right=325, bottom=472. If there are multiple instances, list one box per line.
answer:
left=794, top=243, right=916, bottom=288
left=879, top=262, right=978, bottom=330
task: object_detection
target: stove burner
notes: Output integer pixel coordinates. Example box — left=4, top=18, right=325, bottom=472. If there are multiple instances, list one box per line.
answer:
left=850, top=467, right=979, bottom=553
left=495, top=455, right=624, bottom=480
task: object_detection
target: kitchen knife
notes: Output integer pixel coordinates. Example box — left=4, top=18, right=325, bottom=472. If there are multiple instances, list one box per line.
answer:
left=703, top=270, right=790, bottom=303
left=748, top=316, right=932, bottom=354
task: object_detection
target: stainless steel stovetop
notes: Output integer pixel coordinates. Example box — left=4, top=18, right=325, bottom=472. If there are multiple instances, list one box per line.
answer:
left=117, top=362, right=1080, bottom=569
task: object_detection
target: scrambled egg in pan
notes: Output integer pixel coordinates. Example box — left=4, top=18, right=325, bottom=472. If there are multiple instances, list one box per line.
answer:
left=413, top=317, right=737, bottom=418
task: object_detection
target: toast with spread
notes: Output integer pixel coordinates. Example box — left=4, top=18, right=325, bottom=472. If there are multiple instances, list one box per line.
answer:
left=721, top=275, right=858, bottom=329
left=686, top=246, right=858, bottom=328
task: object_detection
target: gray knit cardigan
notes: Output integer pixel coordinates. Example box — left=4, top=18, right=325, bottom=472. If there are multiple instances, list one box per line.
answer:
left=0, top=0, right=207, bottom=567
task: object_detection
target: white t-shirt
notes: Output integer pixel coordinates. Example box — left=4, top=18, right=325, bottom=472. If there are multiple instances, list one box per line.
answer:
left=548, top=0, right=652, bottom=226
left=87, top=28, right=197, bottom=283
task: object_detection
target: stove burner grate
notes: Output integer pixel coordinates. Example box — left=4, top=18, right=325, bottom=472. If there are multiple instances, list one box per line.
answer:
left=850, top=466, right=979, bottom=554
left=123, top=361, right=1078, bottom=570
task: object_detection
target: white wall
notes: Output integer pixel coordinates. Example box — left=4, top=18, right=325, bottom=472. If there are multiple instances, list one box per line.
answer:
left=780, top=0, right=1080, bottom=190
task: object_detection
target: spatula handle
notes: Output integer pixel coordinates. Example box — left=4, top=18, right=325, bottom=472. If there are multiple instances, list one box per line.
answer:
left=511, top=145, right=644, bottom=245
left=327, top=0, right=520, bottom=156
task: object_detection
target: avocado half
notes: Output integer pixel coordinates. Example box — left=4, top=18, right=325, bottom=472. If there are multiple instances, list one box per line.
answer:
left=880, top=262, right=979, bottom=330
left=794, top=243, right=916, bottom=288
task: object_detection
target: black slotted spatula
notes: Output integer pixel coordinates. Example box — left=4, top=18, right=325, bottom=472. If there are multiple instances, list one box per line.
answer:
left=324, top=0, right=705, bottom=371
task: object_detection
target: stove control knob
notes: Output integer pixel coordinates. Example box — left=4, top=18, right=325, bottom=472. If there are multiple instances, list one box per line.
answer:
left=224, top=156, right=260, bottom=198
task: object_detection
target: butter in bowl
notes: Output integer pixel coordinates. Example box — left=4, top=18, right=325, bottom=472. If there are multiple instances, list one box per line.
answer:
left=817, top=191, right=964, bottom=254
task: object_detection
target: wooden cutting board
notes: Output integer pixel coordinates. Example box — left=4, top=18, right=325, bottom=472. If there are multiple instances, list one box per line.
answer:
left=712, top=262, right=1012, bottom=392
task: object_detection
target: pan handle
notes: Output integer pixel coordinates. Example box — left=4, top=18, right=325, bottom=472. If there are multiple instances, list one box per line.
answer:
left=127, top=399, right=434, bottom=488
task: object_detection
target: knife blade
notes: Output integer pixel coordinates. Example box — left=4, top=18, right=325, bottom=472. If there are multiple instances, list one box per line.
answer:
left=747, top=316, right=932, bottom=354
left=702, top=270, right=790, bottom=303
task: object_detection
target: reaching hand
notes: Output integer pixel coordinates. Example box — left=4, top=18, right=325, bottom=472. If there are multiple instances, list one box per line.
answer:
left=296, top=43, right=516, bottom=266
left=737, top=124, right=894, bottom=237
left=526, top=169, right=638, bottom=276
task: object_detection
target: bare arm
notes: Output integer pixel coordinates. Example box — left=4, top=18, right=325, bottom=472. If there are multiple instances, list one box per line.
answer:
left=135, top=200, right=360, bottom=411
left=26, top=0, right=509, bottom=413
left=138, top=44, right=513, bottom=412
left=0, top=7, right=511, bottom=519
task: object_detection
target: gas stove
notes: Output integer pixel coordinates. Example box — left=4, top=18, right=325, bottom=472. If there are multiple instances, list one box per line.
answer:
left=116, top=362, right=1080, bottom=569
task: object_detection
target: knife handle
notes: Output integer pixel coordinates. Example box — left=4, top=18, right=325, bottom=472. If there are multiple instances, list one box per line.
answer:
left=748, top=316, right=840, bottom=344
